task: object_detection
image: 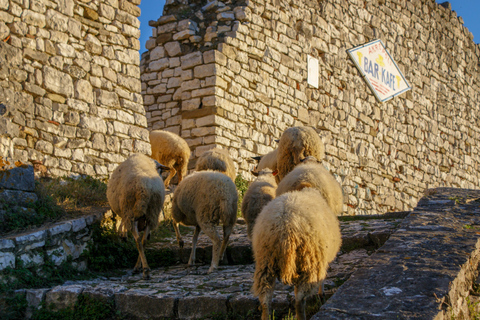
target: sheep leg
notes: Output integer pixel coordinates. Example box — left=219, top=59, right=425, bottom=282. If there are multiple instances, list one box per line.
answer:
left=188, top=225, right=201, bottom=266
left=200, top=223, right=222, bottom=273
left=219, top=224, right=233, bottom=262
left=133, top=232, right=149, bottom=273
left=172, top=221, right=184, bottom=248
left=257, top=278, right=275, bottom=320
left=294, top=282, right=321, bottom=320
left=132, top=222, right=151, bottom=280
left=163, top=167, right=177, bottom=188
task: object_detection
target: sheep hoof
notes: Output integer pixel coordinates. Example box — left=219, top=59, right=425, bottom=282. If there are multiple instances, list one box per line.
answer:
left=179, top=240, right=184, bottom=249
left=207, top=266, right=216, bottom=274
left=132, top=268, right=141, bottom=274
left=142, top=268, right=151, bottom=280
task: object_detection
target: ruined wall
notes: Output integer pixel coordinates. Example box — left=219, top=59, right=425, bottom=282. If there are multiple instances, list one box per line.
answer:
left=0, top=0, right=149, bottom=178
left=142, top=0, right=480, bottom=216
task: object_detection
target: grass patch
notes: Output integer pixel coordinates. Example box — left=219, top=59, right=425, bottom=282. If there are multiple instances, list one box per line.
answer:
left=37, top=176, right=108, bottom=211
left=30, top=294, right=124, bottom=320
left=0, top=176, right=108, bottom=235
left=0, top=255, right=94, bottom=294
left=82, top=218, right=179, bottom=272
left=235, top=174, right=250, bottom=217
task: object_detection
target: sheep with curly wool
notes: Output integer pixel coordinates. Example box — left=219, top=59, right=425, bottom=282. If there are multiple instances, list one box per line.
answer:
left=276, top=156, right=343, bottom=216
left=252, top=188, right=342, bottom=320
left=276, top=126, right=324, bottom=182
left=107, top=153, right=169, bottom=279
left=171, top=170, right=238, bottom=273
left=241, top=169, right=277, bottom=239
left=195, top=148, right=236, bottom=181
left=149, top=130, right=191, bottom=188
left=252, top=149, right=278, bottom=172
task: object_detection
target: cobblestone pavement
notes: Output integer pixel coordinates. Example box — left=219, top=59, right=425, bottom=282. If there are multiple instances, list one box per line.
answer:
left=24, top=216, right=404, bottom=319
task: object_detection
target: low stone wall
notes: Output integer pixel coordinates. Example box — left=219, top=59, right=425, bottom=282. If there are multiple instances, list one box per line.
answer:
left=0, top=214, right=100, bottom=271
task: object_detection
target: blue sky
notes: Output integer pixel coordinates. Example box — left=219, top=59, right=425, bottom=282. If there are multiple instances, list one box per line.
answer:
left=138, top=0, right=480, bottom=53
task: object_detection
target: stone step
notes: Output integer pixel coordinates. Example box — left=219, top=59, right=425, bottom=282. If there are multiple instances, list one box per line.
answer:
left=16, top=215, right=405, bottom=319
left=145, top=216, right=404, bottom=267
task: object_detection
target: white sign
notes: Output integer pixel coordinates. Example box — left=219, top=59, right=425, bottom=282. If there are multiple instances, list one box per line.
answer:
left=307, top=55, right=319, bottom=88
left=347, top=39, right=411, bottom=102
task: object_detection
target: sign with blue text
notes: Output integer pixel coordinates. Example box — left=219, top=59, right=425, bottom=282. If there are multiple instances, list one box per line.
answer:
left=347, top=39, right=411, bottom=102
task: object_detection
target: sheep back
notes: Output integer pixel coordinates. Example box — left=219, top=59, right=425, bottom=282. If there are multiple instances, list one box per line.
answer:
left=276, top=126, right=324, bottom=182
left=107, top=153, right=166, bottom=232
left=172, top=171, right=238, bottom=228
left=252, top=189, right=341, bottom=292
left=276, top=161, right=343, bottom=215
left=195, top=148, right=236, bottom=181
left=255, top=149, right=278, bottom=172
left=150, top=130, right=190, bottom=175
left=241, top=170, right=277, bottom=239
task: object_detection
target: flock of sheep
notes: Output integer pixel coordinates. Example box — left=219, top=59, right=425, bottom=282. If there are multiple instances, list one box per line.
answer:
left=106, top=126, right=344, bottom=320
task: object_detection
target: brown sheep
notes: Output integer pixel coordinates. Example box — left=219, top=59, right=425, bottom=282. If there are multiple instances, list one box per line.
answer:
left=276, top=156, right=344, bottom=216
left=107, top=153, right=169, bottom=279
left=150, top=130, right=191, bottom=188
left=195, top=148, right=236, bottom=181
left=252, top=188, right=341, bottom=320
left=241, top=169, right=277, bottom=239
left=171, top=171, right=238, bottom=273
left=276, top=126, right=324, bottom=183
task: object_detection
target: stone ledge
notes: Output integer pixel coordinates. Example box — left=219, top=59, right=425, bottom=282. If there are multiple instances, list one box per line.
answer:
left=313, top=188, right=480, bottom=320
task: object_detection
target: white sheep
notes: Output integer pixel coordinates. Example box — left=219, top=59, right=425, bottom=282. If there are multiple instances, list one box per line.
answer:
left=195, top=148, right=236, bottom=181
left=107, top=153, right=169, bottom=279
left=241, top=169, right=277, bottom=239
left=276, top=126, right=325, bottom=182
left=252, top=188, right=342, bottom=320
left=252, top=149, right=278, bottom=172
left=171, top=170, right=238, bottom=273
left=149, top=130, right=191, bottom=188
left=276, top=156, right=344, bottom=216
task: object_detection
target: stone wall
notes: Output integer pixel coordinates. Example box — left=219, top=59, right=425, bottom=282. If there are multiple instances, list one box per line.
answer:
left=141, top=0, right=480, bottom=215
left=0, top=0, right=149, bottom=178
left=0, top=214, right=99, bottom=271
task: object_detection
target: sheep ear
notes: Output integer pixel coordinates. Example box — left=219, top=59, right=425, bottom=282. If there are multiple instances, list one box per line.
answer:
left=251, top=170, right=259, bottom=177
left=155, top=161, right=170, bottom=173
left=251, top=156, right=262, bottom=161
left=295, top=182, right=312, bottom=191
left=274, top=139, right=280, bottom=143
left=272, top=170, right=278, bottom=176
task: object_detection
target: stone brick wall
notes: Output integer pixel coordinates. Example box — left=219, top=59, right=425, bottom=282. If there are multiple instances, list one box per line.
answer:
left=0, top=214, right=99, bottom=271
left=0, top=0, right=149, bottom=178
left=141, top=0, right=480, bottom=215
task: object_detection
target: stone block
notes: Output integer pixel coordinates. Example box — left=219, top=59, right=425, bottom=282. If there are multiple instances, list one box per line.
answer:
left=178, top=295, right=228, bottom=319
left=164, top=41, right=182, bottom=57
left=45, top=285, right=84, bottom=310
left=0, top=160, right=35, bottom=192
left=115, top=291, right=176, bottom=319
left=0, top=251, right=15, bottom=270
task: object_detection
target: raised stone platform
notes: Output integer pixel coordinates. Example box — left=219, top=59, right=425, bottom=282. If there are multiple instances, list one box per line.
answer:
left=314, top=188, right=480, bottom=319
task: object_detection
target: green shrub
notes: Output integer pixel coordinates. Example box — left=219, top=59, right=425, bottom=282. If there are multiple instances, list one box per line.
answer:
left=235, top=174, right=250, bottom=217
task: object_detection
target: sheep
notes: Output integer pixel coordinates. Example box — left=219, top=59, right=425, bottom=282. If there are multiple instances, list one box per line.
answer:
left=171, top=170, right=238, bottom=273
left=252, top=188, right=342, bottom=320
left=107, top=153, right=169, bottom=280
left=149, top=130, right=191, bottom=188
left=195, top=148, right=236, bottom=181
left=276, top=156, right=344, bottom=216
left=252, top=149, right=278, bottom=172
left=276, top=126, right=325, bottom=182
left=241, top=169, right=277, bottom=239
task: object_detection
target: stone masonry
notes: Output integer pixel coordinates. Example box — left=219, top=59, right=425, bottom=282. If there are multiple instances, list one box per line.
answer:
left=141, top=0, right=480, bottom=216
left=0, top=0, right=149, bottom=178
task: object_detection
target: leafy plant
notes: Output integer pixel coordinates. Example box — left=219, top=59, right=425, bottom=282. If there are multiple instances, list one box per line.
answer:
left=235, top=174, right=250, bottom=217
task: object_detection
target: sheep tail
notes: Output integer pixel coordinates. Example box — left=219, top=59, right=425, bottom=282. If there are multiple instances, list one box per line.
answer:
left=277, top=231, right=299, bottom=285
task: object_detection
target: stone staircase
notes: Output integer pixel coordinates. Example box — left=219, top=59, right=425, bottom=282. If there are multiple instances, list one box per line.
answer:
left=6, top=188, right=480, bottom=319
